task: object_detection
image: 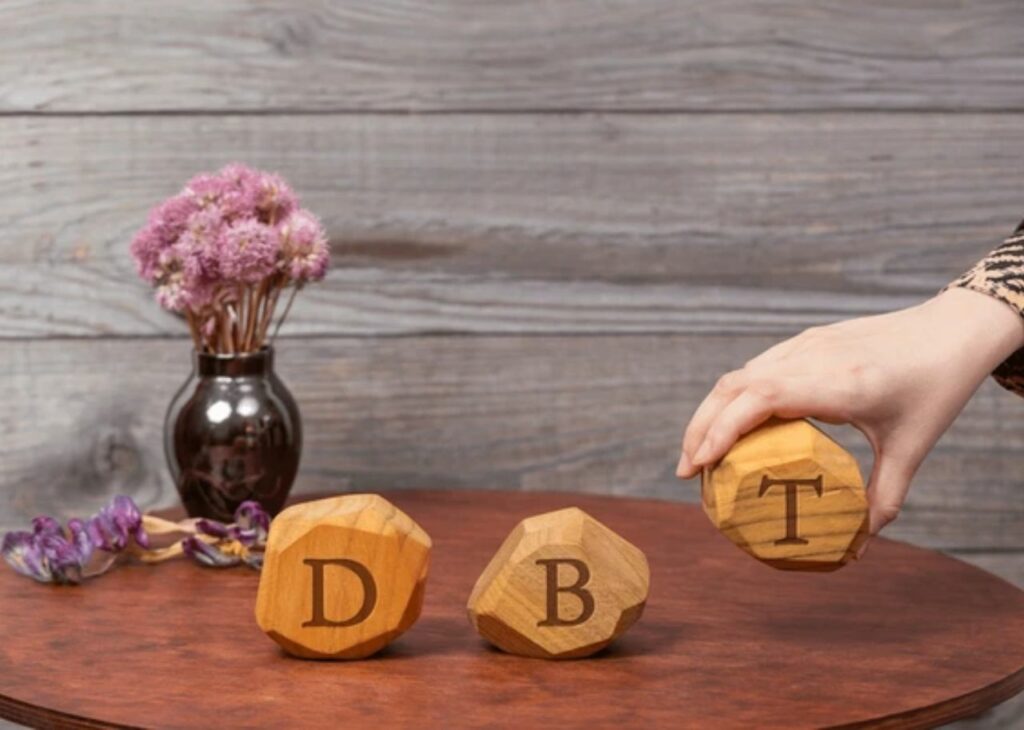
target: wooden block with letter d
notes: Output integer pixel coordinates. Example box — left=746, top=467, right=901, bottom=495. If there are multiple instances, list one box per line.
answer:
left=701, top=418, right=869, bottom=572
left=255, top=494, right=432, bottom=659
left=467, top=507, right=649, bottom=659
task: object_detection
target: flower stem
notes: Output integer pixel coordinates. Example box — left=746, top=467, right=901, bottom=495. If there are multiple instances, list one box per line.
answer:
left=271, top=283, right=302, bottom=343
left=243, top=285, right=258, bottom=352
left=258, top=278, right=282, bottom=346
left=184, top=310, right=203, bottom=352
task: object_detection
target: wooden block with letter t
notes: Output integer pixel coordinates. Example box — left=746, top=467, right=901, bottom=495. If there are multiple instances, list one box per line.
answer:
left=701, top=418, right=869, bottom=571
left=255, top=494, right=431, bottom=659
left=467, top=507, right=649, bottom=659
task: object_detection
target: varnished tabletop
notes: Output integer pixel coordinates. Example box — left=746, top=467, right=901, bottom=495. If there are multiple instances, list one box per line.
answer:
left=1, top=490, right=1023, bottom=729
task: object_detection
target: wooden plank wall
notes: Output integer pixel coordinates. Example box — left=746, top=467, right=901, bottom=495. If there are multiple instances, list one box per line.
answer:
left=1, top=3, right=1023, bottom=724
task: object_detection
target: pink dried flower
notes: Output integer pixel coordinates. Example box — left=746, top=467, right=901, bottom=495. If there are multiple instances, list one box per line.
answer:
left=153, top=249, right=189, bottom=312
left=218, top=219, right=280, bottom=284
left=130, top=194, right=198, bottom=282
left=214, top=164, right=296, bottom=224
left=182, top=275, right=216, bottom=310
left=279, top=209, right=330, bottom=282
left=254, top=171, right=297, bottom=224
left=215, top=164, right=262, bottom=221
left=129, top=226, right=164, bottom=282
left=149, top=233, right=217, bottom=313
left=179, top=206, right=227, bottom=281
left=153, top=194, right=199, bottom=239
left=184, top=172, right=231, bottom=210
left=131, top=164, right=327, bottom=353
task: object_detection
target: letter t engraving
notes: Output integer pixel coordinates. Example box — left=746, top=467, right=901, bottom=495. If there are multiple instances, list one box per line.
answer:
left=758, top=475, right=823, bottom=545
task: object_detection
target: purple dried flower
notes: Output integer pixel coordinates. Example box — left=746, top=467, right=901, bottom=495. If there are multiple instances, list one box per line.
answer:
left=86, top=495, right=148, bottom=552
left=231, top=500, right=270, bottom=547
left=2, top=531, right=51, bottom=582
left=279, top=209, right=329, bottom=282
left=31, top=515, right=63, bottom=537
left=218, top=219, right=280, bottom=284
left=181, top=501, right=268, bottom=569
left=66, top=518, right=95, bottom=566
left=36, top=533, right=84, bottom=585
left=234, top=500, right=270, bottom=532
left=1, top=494, right=275, bottom=584
left=194, top=518, right=230, bottom=539
left=2, top=515, right=95, bottom=585
left=181, top=536, right=242, bottom=568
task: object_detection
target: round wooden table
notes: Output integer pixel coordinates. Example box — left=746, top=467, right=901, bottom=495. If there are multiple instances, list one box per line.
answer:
left=1, top=490, right=1022, bottom=729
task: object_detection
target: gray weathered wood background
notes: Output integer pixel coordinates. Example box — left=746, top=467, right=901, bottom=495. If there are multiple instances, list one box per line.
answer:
left=1, top=2, right=1023, bottom=726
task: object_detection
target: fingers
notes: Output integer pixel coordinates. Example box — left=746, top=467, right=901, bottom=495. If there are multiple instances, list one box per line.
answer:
left=688, top=388, right=779, bottom=469
left=679, top=331, right=817, bottom=478
left=677, top=370, right=747, bottom=477
left=687, top=376, right=830, bottom=471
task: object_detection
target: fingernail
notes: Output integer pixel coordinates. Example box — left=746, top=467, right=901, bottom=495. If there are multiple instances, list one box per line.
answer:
left=676, top=452, right=693, bottom=477
left=693, top=440, right=712, bottom=465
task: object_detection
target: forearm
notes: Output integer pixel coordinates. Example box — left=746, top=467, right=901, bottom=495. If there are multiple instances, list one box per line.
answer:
left=924, top=287, right=1024, bottom=380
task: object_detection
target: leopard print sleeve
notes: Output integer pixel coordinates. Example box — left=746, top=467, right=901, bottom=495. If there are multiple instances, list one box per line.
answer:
left=948, top=219, right=1024, bottom=395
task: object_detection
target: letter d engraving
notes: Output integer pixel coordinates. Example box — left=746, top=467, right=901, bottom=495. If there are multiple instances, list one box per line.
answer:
left=302, top=558, right=377, bottom=628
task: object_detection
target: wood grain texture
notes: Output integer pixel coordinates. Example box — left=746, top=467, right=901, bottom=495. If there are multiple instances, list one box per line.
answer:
left=952, top=552, right=1024, bottom=590
left=702, top=418, right=869, bottom=571
left=256, top=494, right=431, bottom=659
left=1, top=491, right=1023, bottom=729
left=944, top=551, right=1024, bottom=728
left=2, top=113, right=1023, bottom=337
left=467, top=506, right=649, bottom=658
left=1, top=334, right=1022, bottom=554
left=3, top=1, right=1024, bottom=112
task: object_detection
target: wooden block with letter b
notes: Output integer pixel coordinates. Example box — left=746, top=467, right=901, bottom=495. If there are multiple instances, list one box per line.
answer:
left=467, top=507, right=649, bottom=659
left=701, top=418, right=869, bottom=571
left=255, top=494, right=431, bottom=659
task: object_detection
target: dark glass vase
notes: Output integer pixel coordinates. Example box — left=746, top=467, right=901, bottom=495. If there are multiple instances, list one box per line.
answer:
left=165, top=347, right=301, bottom=521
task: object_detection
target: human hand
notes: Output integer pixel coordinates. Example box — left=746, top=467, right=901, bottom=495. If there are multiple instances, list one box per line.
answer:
left=676, top=288, right=1024, bottom=535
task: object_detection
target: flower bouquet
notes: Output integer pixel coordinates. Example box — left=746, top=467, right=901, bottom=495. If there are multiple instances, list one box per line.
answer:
left=130, top=163, right=328, bottom=353
left=131, top=164, right=329, bottom=520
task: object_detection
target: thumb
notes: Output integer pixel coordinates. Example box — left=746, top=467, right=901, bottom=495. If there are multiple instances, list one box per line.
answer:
left=865, top=451, right=916, bottom=536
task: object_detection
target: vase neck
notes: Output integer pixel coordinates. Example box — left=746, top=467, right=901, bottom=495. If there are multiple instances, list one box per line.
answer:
left=194, top=347, right=274, bottom=377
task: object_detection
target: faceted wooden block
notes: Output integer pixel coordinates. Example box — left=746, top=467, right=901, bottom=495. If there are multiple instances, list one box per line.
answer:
left=702, top=418, right=869, bottom=572
left=255, top=494, right=431, bottom=659
left=467, top=507, right=649, bottom=659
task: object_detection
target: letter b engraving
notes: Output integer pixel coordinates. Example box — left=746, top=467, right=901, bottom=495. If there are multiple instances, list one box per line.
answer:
left=302, top=558, right=378, bottom=628
left=536, top=558, right=596, bottom=627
